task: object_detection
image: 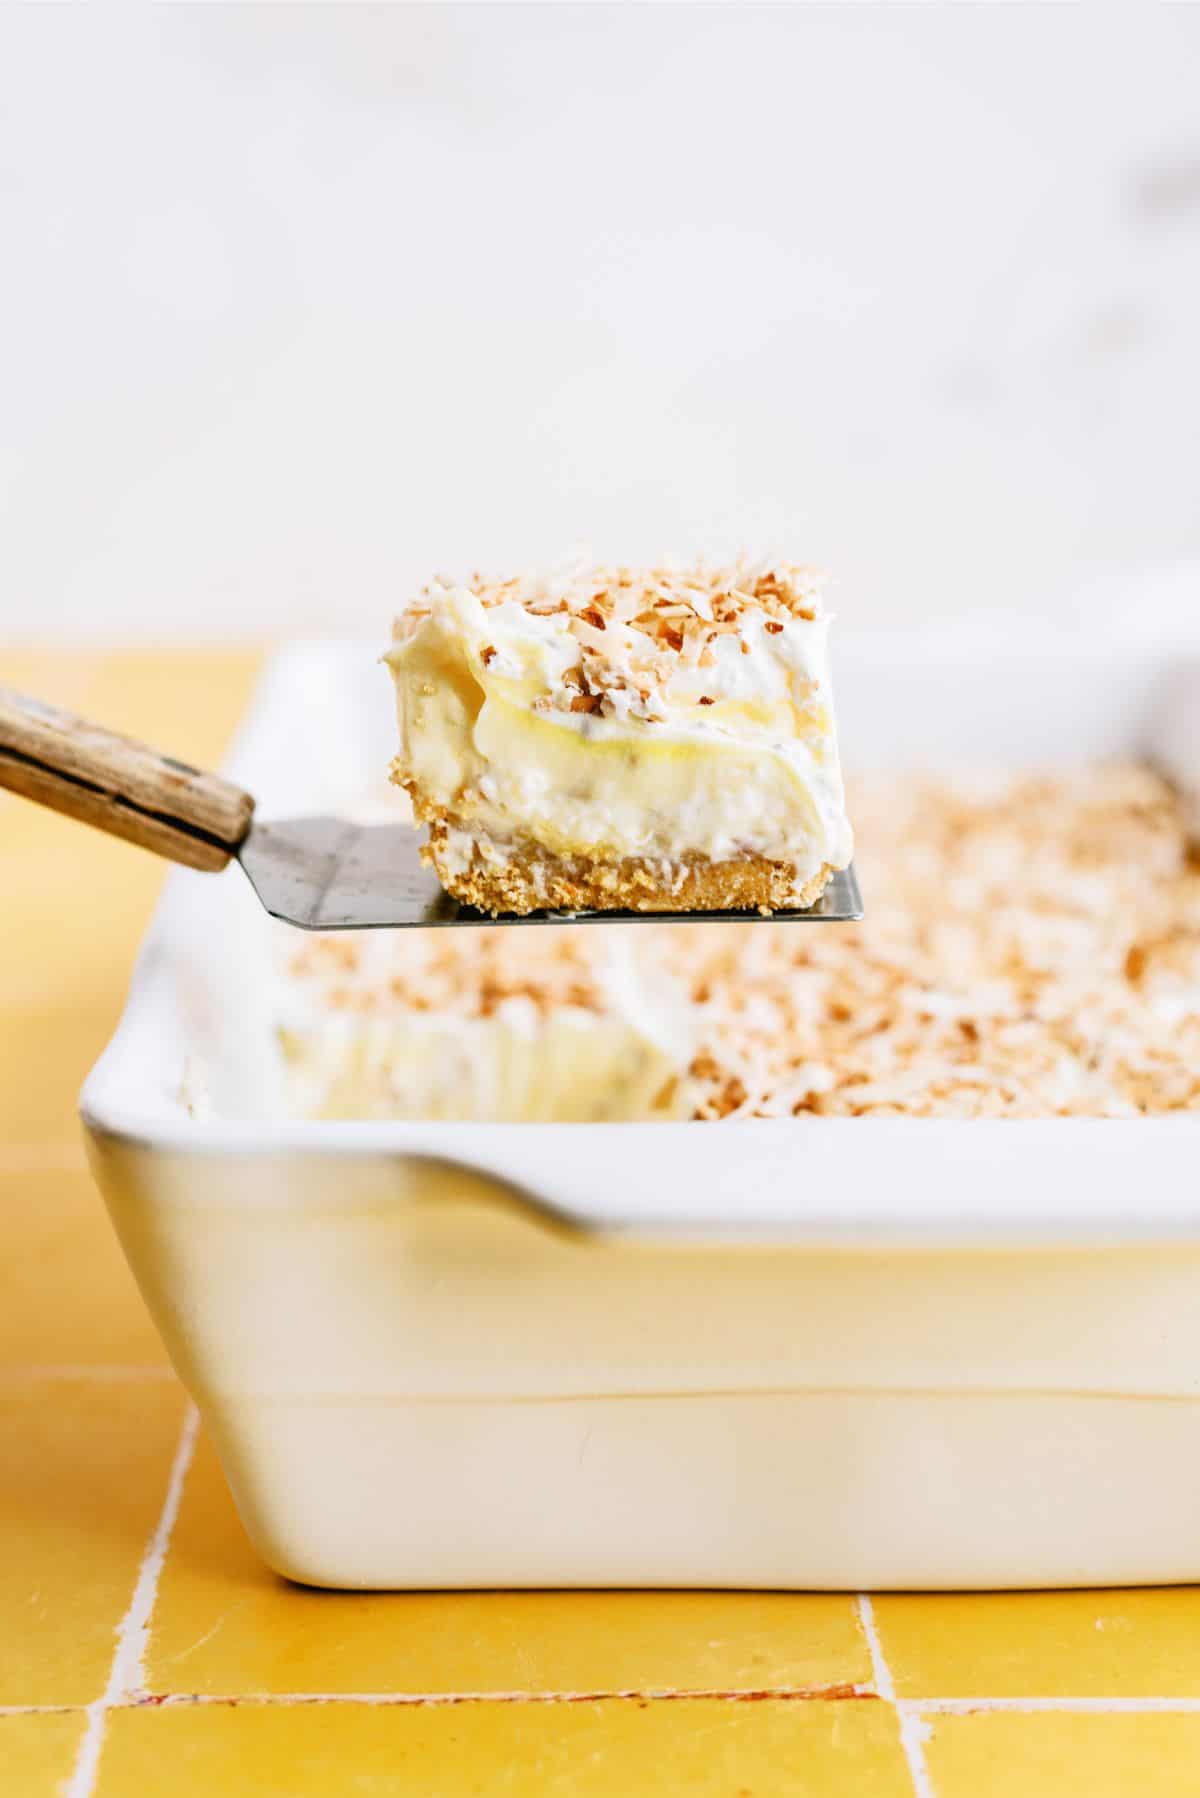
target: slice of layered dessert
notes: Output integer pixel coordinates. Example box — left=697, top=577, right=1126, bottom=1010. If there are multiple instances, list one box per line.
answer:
left=385, top=557, right=853, bottom=915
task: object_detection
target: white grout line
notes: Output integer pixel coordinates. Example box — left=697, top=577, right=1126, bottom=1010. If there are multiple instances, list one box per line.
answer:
left=857, top=1595, right=936, bottom=1798
left=0, top=1704, right=80, bottom=1717
left=11, top=1688, right=1200, bottom=1720
left=145, top=1685, right=876, bottom=1707
left=63, top=1403, right=199, bottom=1798
left=909, top=1695, right=1200, bottom=1715
left=136, top=1691, right=1200, bottom=1713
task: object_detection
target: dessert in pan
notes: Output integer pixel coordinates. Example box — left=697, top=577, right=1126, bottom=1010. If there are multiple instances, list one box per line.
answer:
left=80, top=638, right=1200, bottom=1595
left=277, top=764, right=1200, bottom=1123
left=385, top=557, right=854, bottom=916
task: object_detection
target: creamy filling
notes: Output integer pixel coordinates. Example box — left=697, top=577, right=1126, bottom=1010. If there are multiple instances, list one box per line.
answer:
left=280, top=1007, right=689, bottom=1122
left=386, top=589, right=852, bottom=874
left=269, top=764, right=1200, bottom=1125
left=275, top=926, right=695, bottom=1123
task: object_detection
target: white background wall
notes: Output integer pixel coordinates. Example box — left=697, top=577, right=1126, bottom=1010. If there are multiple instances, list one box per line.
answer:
left=1, top=4, right=1198, bottom=644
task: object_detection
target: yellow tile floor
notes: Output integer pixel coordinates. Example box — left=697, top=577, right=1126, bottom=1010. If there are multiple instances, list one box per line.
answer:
left=2, top=649, right=1200, bottom=1795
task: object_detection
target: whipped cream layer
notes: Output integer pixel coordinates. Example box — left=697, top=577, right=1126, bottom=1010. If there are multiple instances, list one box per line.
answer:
left=385, top=559, right=853, bottom=879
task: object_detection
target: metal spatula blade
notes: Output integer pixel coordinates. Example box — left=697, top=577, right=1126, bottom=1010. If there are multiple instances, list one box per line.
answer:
left=237, top=815, right=864, bottom=930
left=0, top=685, right=863, bottom=930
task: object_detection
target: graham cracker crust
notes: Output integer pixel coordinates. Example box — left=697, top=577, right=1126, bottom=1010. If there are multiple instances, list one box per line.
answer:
left=421, top=817, right=833, bottom=917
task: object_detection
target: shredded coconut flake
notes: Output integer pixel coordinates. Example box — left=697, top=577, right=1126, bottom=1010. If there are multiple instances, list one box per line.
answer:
left=665, top=764, right=1200, bottom=1118
left=287, top=929, right=615, bottom=1023
left=393, top=555, right=827, bottom=717
left=288, top=764, right=1200, bottom=1121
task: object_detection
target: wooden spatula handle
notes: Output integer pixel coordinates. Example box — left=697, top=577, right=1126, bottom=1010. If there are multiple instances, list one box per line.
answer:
left=0, top=686, right=255, bottom=872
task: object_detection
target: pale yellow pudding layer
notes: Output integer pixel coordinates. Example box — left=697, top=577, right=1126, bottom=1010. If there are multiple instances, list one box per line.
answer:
left=280, top=1009, right=687, bottom=1122
left=276, top=929, right=692, bottom=1123
left=384, top=560, right=852, bottom=912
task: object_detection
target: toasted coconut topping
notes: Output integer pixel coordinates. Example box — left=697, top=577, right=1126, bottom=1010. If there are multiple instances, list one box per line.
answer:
left=664, top=764, right=1200, bottom=1119
left=393, top=556, right=827, bottom=717
left=286, top=930, right=611, bottom=1022
left=287, top=765, right=1200, bottom=1120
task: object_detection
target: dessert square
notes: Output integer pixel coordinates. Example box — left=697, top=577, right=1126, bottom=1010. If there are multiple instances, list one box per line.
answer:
left=384, top=558, right=854, bottom=915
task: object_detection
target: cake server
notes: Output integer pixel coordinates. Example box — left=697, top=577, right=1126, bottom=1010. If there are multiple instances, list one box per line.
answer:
left=0, top=685, right=863, bottom=929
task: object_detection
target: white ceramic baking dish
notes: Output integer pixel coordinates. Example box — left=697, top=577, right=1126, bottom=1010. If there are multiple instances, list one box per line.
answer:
left=81, top=633, right=1200, bottom=1590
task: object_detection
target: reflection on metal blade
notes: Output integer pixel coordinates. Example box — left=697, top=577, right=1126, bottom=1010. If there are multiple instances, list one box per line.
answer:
left=238, top=817, right=864, bottom=931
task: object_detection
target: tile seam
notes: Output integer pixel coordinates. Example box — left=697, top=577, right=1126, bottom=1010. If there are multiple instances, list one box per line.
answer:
left=857, top=1595, right=936, bottom=1798
left=139, top=1686, right=877, bottom=1708
left=907, top=1696, right=1200, bottom=1715
left=62, top=1402, right=199, bottom=1798
left=0, top=1704, right=84, bottom=1717
left=13, top=1693, right=1200, bottom=1717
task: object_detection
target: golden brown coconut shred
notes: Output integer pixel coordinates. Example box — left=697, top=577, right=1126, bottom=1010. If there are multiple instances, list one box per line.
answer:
left=287, top=930, right=611, bottom=1022
left=288, top=765, right=1200, bottom=1121
left=662, top=764, right=1200, bottom=1118
left=392, top=557, right=826, bottom=718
